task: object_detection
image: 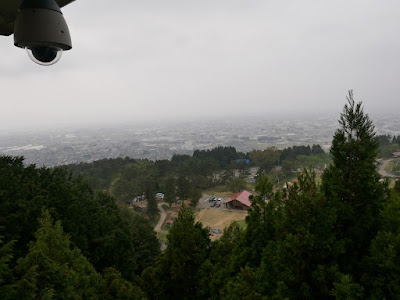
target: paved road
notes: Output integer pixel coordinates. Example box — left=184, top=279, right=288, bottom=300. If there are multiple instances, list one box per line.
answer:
left=154, top=202, right=168, bottom=234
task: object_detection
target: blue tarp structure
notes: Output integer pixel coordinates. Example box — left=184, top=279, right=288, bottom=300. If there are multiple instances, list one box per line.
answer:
left=236, top=159, right=250, bottom=164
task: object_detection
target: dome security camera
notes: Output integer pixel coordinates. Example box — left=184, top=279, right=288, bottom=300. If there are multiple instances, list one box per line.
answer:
left=14, top=0, right=72, bottom=66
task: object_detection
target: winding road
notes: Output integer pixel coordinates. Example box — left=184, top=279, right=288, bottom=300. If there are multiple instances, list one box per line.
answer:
left=154, top=202, right=168, bottom=234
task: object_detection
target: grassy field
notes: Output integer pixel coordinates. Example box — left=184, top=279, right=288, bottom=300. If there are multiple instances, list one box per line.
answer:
left=386, top=159, right=400, bottom=173
left=205, top=186, right=231, bottom=195
left=195, top=209, right=248, bottom=240
left=235, top=219, right=247, bottom=230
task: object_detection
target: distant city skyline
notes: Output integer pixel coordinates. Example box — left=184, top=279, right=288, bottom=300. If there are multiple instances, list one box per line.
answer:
left=1, top=0, right=400, bottom=129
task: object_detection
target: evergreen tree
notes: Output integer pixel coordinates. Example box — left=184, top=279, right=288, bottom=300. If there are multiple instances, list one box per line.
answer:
left=377, top=134, right=392, bottom=147
left=189, top=188, right=202, bottom=208
left=142, top=205, right=210, bottom=299
left=322, top=91, right=387, bottom=274
left=164, top=176, right=176, bottom=207
left=394, top=180, right=400, bottom=195
left=226, top=175, right=247, bottom=193
left=258, top=170, right=339, bottom=299
left=311, top=144, right=325, bottom=155
left=360, top=191, right=400, bottom=299
left=392, top=135, right=400, bottom=145
left=101, top=267, right=146, bottom=300
left=219, top=266, right=263, bottom=300
left=176, top=175, right=190, bottom=199
left=145, top=187, right=159, bottom=221
left=118, top=205, right=160, bottom=273
left=0, top=234, right=15, bottom=299
left=15, top=210, right=102, bottom=299
left=220, top=179, right=281, bottom=283
left=112, top=177, right=141, bottom=203
left=220, top=167, right=235, bottom=185
left=0, top=156, right=156, bottom=281
left=255, top=173, right=273, bottom=200
left=197, top=222, right=244, bottom=299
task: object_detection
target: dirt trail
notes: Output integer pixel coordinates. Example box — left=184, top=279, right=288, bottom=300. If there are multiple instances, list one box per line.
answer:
left=154, top=202, right=168, bottom=234
left=378, top=159, right=393, bottom=177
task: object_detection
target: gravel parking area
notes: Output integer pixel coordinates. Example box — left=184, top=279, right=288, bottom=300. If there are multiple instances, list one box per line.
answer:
left=197, top=194, right=226, bottom=210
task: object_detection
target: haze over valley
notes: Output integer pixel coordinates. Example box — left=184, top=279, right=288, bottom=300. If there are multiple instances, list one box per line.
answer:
left=1, top=112, right=399, bottom=167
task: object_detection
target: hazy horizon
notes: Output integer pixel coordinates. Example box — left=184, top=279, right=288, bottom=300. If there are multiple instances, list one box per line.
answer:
left=0, top=110, right=398, bottom=137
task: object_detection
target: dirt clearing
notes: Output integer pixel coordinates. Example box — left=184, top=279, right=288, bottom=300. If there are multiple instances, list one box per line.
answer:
left=195, top=209, right=247, bottom=240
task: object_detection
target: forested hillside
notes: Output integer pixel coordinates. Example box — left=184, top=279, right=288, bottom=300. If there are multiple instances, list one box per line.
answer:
left=0, top=157, right=159, bottom=298
left=1, top=92, right=400, bottom=299
left=377, top=134, right=400, bottom=158
left=66, top=142, right=330, bottom=207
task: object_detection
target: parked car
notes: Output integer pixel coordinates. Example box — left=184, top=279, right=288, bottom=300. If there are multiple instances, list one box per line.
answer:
left=216, top=203, right=221, bottom=208
left=208, top=196, right=216, bottom=202
left=210, top=202, right=216, bottom=207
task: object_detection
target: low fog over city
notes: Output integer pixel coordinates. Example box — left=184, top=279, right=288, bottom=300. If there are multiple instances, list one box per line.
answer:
left=0, top=113, right=398, bottom=167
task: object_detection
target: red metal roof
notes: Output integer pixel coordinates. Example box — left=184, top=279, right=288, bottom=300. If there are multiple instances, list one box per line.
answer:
left=224, top=190, right=252, bottom=207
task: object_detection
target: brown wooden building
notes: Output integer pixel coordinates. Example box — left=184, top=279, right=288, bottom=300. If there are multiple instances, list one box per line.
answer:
left=224, top=190, right=252, bottom=210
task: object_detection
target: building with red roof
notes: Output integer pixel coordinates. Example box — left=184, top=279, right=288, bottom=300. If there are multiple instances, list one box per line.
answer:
left=224, top=190, right=252, bottom=210
left=166, top=219, right=174, bottom=227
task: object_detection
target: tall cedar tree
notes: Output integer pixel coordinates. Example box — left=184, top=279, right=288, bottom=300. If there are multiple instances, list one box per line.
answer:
left=257, top=170, right=340, bottom=299
left=189, top=188, right=202, bottom=208
left=0, top=234, right=15, bottom=299
left=176, top=175, right=190, bottom=199
left=15, top=210, right=102, bottom=299
left=164, top=176, right=176, bottom=207
left=142, top=205, right=210, bottom=299
left=322, top=91, right=387, bottom=275
left=101, top=267, right=147, bottom=300
left=146, top=187, right=159, bottom=220
left=358, top=185, right=400, bottom=298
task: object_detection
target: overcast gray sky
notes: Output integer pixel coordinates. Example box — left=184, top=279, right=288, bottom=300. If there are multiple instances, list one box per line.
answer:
left=1, top=0, right=399, bottom=130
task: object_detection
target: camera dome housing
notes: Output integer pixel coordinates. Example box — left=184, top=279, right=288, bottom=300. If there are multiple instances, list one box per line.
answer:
left=14, top=0, right=72, bottom=66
